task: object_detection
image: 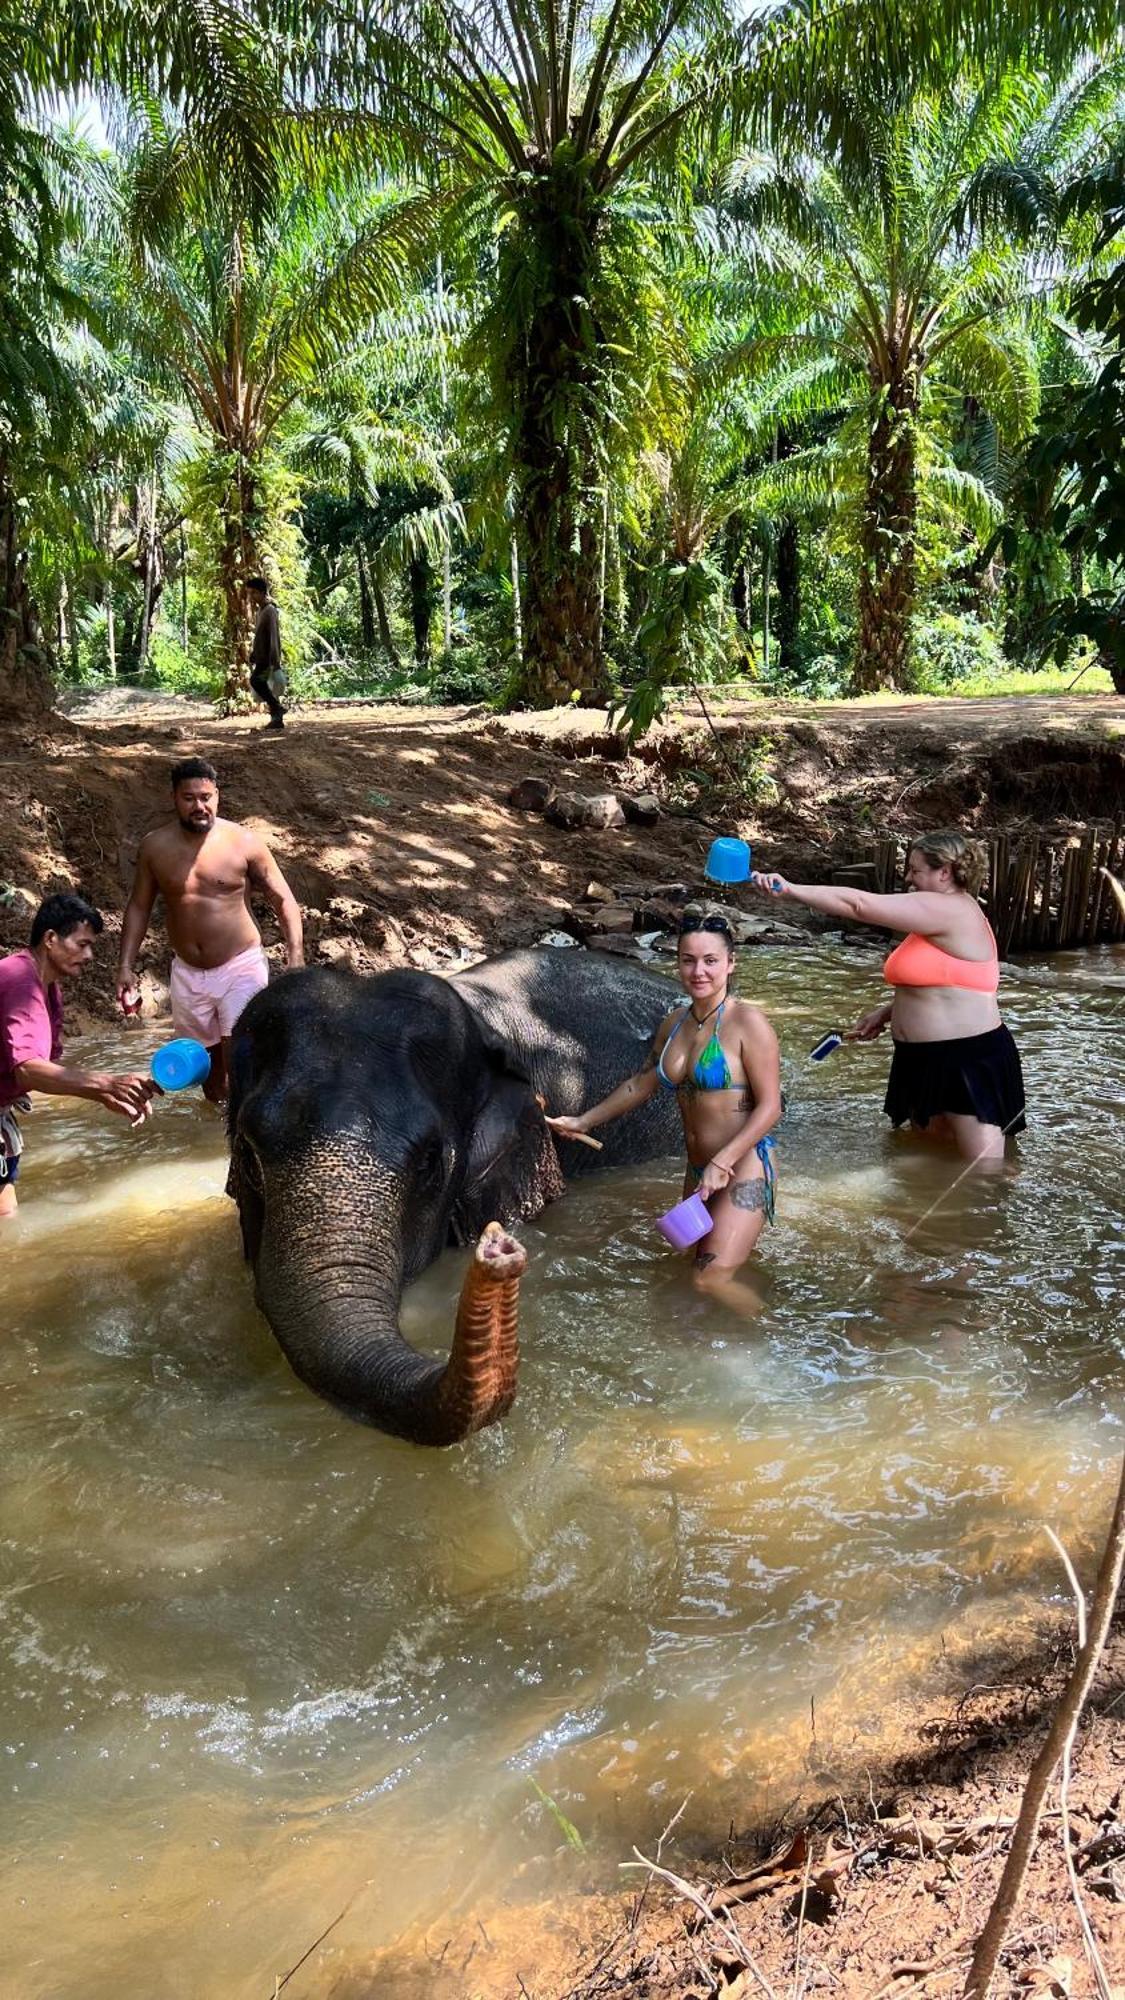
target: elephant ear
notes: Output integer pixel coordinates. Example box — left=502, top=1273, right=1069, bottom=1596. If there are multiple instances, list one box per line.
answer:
left=450, top=1013, right=564, bottom=1242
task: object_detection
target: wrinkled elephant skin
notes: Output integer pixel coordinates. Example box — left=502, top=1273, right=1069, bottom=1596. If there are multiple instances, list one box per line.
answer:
left=227, top=949, right=679, bottom=1445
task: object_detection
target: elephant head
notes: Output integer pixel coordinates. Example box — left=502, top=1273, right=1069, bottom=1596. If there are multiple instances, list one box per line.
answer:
left=227, top=966, right=563, bottom=1446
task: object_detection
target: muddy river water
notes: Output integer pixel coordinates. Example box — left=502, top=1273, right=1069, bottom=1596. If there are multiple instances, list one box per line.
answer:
left=2, top=944, right=1123, bottom=1997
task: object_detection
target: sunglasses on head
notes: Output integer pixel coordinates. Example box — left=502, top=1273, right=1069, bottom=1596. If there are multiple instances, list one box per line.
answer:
left=678, top=914, right=735, bottom=943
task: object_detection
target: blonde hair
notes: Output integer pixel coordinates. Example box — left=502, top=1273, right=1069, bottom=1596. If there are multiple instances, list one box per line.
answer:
left=908, top=829, right=986, bottom=897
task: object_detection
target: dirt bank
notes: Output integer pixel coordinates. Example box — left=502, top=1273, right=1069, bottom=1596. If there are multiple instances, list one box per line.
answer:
left=1, top=692, right=1122, bottom=1016
left=328, top=1615, right=1125, bottom=2000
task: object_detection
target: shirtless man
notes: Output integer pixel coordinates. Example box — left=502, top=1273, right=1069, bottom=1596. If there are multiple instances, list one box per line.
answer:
left=117, top=758, right=304, bottom=1102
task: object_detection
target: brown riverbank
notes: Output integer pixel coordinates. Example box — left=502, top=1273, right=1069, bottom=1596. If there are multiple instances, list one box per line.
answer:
left=1, top=691, right=1123, bottom=1015
left=330, top=1610, right=1125, bottom=1999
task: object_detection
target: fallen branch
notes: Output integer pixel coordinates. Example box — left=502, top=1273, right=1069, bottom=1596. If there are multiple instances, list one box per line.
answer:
left=629, top=1792, right=692, bottom=1931
left=621, top=1849, right=778, bottom=1999
left=873, top=1946, right=965, bottom=1999
left=791, top=1839, right=815, bottom=1997
left=1049, top=1530, right=1115, bottom=2000
left=963, top=1449, right=1125, bottom=1998
left=271, top=1886, right=364, bottom=1994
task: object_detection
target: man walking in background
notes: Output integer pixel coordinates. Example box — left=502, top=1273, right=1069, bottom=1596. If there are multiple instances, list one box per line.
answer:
left=247, top=576, right=287, bottom=730
left=117, top=758, right=304, bottom=1104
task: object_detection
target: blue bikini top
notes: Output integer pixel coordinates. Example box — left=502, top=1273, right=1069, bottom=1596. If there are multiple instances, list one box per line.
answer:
left=657, top=1001, right=736, bottom=1093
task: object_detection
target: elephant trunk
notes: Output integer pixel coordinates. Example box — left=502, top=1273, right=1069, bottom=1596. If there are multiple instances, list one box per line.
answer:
left=255, top=1197, right=526, bottom=1447
left=436, top=1222, right=525, bottom=1437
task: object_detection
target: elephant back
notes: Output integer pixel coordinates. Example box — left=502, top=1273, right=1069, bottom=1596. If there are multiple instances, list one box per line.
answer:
left=454, top=948, right=682, bottom=1172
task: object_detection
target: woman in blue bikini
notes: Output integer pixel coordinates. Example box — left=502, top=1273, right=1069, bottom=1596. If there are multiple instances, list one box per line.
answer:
left=547, top=914, right=782, bottom=1298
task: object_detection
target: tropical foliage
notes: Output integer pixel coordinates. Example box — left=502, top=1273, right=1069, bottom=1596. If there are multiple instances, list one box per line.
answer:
left=2, top=0, right=1125, bottom=727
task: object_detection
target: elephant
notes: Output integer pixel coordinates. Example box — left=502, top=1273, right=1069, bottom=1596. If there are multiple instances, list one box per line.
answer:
left=226, top=947, right=682, bottom=1446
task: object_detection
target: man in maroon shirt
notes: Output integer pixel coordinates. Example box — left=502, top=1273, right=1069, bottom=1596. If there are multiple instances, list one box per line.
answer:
left=0, top=893, right=155, bottom=1217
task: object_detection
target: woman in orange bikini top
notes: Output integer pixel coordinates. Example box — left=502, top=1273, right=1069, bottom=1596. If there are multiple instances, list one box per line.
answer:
left=750, top=827, right=1024, bottom=1165
left=882, top=928, right=999, bottom=993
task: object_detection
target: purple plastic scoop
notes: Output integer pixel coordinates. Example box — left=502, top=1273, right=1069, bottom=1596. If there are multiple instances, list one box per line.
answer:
left=656, top=1190, right=714, bottom=1250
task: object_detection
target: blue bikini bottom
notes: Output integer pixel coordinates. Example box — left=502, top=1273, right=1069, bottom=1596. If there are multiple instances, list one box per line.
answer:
left=688, top=1135, right=776, bottom=1224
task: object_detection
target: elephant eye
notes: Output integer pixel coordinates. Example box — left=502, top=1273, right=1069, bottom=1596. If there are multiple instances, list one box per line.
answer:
left=416, top=1136, right=447, bottom=1184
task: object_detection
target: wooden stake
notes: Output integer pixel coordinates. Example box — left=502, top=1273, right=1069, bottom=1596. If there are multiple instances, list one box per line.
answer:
left=1073, top=830, right=1097, bottom=949
left=1057, top=846, right=1078, bottom=947
left=1038, top=845, right=1055, bottom=948
left=963, top=1450, right=1125, bottom=1998
left=1086, top=840, right=1109, bottom=944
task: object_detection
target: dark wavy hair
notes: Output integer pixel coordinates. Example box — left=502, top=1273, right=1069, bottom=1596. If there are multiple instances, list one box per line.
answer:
left=170, top=757, right=218, bottom=790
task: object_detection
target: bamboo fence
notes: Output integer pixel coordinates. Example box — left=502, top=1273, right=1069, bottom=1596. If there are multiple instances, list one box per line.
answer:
left=832, top=823, right=1125, bottom=955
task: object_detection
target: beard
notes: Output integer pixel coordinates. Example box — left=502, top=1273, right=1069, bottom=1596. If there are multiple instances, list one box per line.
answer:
left=178, top=808, right=215, bottom=833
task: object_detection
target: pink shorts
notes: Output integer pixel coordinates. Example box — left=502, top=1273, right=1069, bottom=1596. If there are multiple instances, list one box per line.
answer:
left=170, top=943, right=269, bottom=1046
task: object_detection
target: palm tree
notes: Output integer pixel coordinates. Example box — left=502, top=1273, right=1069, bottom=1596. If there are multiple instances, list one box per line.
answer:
left=0, top=129, right=75, bottom=713
left=0, top=0, right=291, bottom=713
left=106, top=127, right=445, bottom=703
left=1000, top=147, right=1125, bottom=688
left=722, top=57, right=1125, bottom=690
left=346, top=0, right=729, bottom=706
left=615, top=312, right=810, bottom=730
left=344, top=0, right=1125, bottom=708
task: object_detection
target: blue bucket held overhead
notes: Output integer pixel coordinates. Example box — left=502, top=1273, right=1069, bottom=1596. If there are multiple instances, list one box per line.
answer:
left=151, top=1038, right=212, bottom=1093
left=704, top=837, right=751, bottom=884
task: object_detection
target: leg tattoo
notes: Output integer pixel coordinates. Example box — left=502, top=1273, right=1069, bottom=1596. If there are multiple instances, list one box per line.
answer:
left=730, top=1176, right=768, bottom=1213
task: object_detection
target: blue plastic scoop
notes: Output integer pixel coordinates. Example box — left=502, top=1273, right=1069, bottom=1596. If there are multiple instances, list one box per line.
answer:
left=151, top=1039, right=211, bottom=1092
left=704, top=837, right=751, bottom=884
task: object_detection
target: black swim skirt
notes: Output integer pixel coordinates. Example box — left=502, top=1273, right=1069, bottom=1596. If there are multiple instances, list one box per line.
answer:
left=884, top=1024, right=1026, bottom=1135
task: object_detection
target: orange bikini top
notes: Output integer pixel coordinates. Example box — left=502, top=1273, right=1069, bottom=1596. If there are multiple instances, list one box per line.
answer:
left=883, top=926, right=999, bottom=993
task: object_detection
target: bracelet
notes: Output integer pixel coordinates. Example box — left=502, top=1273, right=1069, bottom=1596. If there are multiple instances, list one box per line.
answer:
left=709, top=1159, right=733, bottom=1180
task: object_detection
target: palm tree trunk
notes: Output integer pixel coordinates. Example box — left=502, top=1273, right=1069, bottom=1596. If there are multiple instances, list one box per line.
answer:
left=217, top=459, right=259, bottom=709
left=854, top=374, right=919, bottom=692
left=408, top=552, right=434, bottom=673
left=510, top=531, right=522, bottom=655
left=436, top=252, right=453, bottom=656
left=218, top=526, right=255, bottom=708
left=509, top=274, right=608, bottom=706
left=356, top=544, right=376, bottom=649
left=138, top=462, right=159, bottom=669
left=0, top=464, right=53, bottom=719
left=776, top=517, right=801, bottom=676
left=103, top=497, right=118, bottom=681
left=519, top=503, right=604, bottom=704
left=369, top=551, right=401, bottom=669
left=58, top=579, right=78, bottom=678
